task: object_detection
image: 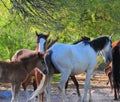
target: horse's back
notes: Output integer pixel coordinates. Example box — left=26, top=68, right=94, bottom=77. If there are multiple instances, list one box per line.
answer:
left=11, top=49, right=35, bottom=61
left=49, top=42, right=97, bottom=75
left=112, top=40, right=120, bottom=49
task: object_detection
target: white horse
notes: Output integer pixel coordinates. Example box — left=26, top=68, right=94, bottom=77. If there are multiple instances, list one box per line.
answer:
left=28, top=35, right=112, bottom=102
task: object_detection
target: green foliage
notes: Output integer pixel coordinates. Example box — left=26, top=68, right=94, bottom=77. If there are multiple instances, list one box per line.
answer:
left=0, top=0, right=120, bottom=60
left=0, top=1, right=37, bottom=60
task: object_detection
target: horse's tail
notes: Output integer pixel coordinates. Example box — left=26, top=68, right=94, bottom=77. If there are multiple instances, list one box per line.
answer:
left=112, top=45, right=120, bottom=99
left=44, top=50, right=56, bottom=74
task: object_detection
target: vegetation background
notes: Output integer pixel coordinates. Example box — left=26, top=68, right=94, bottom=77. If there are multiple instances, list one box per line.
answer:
left=0, top=0, right=120, bottom=70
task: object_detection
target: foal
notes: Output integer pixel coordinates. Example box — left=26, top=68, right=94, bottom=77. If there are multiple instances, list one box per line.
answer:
left=0, top=52, right=46, bottom=102
left=11, top=32, right=50, bottom=102
left=11, top=32, right=50, bottom=91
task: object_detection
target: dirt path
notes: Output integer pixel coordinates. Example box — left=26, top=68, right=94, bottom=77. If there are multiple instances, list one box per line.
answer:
left=0, top=70, right=120, bottom=102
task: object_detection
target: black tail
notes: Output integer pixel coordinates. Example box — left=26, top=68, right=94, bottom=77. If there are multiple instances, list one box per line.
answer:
left=112, top=45, right=120, bottom=100
left=44, top=50, right=56, bottom=74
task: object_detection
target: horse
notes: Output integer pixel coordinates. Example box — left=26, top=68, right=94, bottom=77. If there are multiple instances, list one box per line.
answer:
left=11, top=32, right=50, bottom=102
left=104, top=40, right=120, bottom=91
left=28, top=35, right=112, bottom=102
left=112, top=41, right=120, bottom=100
left=0, top=52, right=47, bottom=102
left=11, top=32, right=50, bottom=90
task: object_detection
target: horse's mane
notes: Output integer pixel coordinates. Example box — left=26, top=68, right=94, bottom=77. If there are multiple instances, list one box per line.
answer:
left=73, top=36, right=90, bottom=44
left=90, top=36, right=110, bottom=52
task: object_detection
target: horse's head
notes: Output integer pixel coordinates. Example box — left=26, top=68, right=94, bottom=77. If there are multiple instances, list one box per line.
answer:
left=35, top=52, right=48, bottom=74
left=100, top=36, right=112, bottom=64
left=36, top=31, right=50, bottom=53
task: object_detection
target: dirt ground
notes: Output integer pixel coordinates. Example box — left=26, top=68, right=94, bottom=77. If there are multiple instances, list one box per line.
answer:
left=0, top=70, right=120, bottom=102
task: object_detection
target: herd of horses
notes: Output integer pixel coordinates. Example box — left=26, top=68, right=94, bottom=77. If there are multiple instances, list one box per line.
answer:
left=0, top=32, right=120, bottom=102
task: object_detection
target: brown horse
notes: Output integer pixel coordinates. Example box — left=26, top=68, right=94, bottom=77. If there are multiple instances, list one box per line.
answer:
left=0, top=52, right=46, bottom=102
left=104, top=40, right=120, bottom=91
left=11, top=32, right=50, bottom=102
left=11, top=32, right=50, bottom=90
left=112, top=41, right=120, bottom=100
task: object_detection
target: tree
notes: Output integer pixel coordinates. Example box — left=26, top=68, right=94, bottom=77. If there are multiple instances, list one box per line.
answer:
left=0, top=0, right=120, bottom=60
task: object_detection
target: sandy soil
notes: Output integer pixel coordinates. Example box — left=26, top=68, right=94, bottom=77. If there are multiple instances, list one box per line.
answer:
left=0, top=70, right=120, bottom=102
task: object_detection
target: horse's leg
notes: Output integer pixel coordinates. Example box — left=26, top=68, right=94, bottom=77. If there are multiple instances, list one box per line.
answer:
left=34, top=68, right=44, bottom=102
left=70, top=75, right=80, bottom=97
left=65, top=79, right=69, bottom=89
left=108, top=72, right=113, bottom=92
left=22, top=74, right=33, bottom=91
left=11, top=82, right=20, bottom=102
left=14, top=83, right=21, bottom=102
left=83, top=69, right=93, bottom=102
left=114, top=86, right=118, bottom=100
left=106, top=80, right=109, bottom=85
left=22, top=74, right=33, bottom=100
left=88, top=84, right=92, bottom=102
left=58, top=71, right=71, bottom=102
left=11, top=83, right=15, bottom=102
left=45, top=74, right=53, bottom=102
left=114, top=89, right=117, bottom=100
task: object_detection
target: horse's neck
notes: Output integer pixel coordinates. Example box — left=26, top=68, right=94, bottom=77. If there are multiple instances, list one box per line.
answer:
left=90, top=39, right=106, bottom=52
left=23, top=57, right=38, bottom=73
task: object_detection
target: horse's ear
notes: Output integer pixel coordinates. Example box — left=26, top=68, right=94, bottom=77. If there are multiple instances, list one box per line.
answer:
left=35, top=31, right=39, bottom=36
left=109, top=33, right=114, bottom=40
left=46, top=32, right=50, bottom=38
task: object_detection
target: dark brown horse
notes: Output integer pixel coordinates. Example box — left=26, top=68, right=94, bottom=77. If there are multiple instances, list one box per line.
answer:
left=112, top=41, right=120, bottom=100
left=104, top=40, right=120, bottom=91
left=0, top=52, right=46, bottom=102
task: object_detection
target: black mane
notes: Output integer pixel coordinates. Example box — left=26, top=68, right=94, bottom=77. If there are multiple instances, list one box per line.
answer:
left=73, top=36, right=90, bottom=44
left=90, top=36, right=110, bottom=52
